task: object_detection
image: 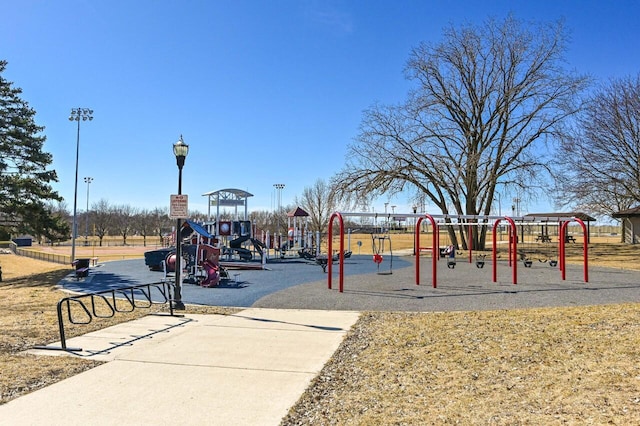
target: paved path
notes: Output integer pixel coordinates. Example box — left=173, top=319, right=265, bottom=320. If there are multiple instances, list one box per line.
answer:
left=3, top=309, right=360, bottom=426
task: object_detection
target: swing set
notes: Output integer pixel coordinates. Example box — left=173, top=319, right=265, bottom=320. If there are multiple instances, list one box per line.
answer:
left=327, top=211, right=590, bottom=293
left=519, top=222, right=560, bottom=268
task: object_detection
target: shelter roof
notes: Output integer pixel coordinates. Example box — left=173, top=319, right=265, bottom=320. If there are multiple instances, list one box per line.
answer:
left=525, top=212, right=597, bottom=222
left=612, top=206, right=640, bottom=217
left=287, top=206, right=309, bottom=217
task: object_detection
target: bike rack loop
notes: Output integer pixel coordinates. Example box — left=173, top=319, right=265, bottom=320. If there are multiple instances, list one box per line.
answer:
left=35, top=281, right=177, bottom=352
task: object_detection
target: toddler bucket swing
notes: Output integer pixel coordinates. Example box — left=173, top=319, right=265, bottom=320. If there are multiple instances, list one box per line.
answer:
left=371, top=215, right=393, bottom=275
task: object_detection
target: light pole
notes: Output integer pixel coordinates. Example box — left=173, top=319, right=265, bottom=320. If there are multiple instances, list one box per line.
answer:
left=384, top=202, right=389, bottom=229
left=412, top=205, right=417, bottom=255
left=68, top=108, right=93, bottom=263
left=273, top=183, right=285, bottom=238
left=391, top=205, right=396, bottom=229
left=173, top=135, right=189, bottom=310
left=495, top=192, right=502, bottom=216
left=84, top=176, right=93, bottom=245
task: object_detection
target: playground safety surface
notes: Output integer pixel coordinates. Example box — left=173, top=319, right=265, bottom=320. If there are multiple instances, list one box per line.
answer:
left=57, top=254, right=640, bottom=312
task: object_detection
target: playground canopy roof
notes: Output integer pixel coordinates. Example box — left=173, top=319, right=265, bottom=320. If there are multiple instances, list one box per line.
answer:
left=183, top=219, right=213, bottom=239
left=202, top=188, right=253, bottom=205
left=288, top=206, right=309, bottom=217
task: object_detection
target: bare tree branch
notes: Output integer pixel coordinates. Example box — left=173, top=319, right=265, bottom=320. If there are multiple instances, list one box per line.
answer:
left=334, top=16, right=588, bottom=247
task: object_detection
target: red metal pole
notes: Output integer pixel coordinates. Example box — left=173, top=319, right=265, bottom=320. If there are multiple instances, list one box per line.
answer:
left=560, top=220, right=568, bottom=280
left=468, top=224, right=472, bottom=263
left=577, top=218, right=589, bottom=282
left=507, top=225, right=512, bottom=267
left=414, top=214, right=437, bottom=287
left=415, top=217, right=422, bottom=285
left=503, top=216, right=517, bottom=285
left=327, top=212, right=344, bottom=291
left=560, top=218, right=589, bottom=283
left=492, top=219, right=500, bottom=283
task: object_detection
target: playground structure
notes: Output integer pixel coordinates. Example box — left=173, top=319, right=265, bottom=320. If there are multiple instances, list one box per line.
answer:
left=162, top=220, right=230, bottom=287
left=327, top=212, right=589, bottom=292
left=156, top=188, right=328, bottom=287
left=202, top=188, right=323, bottom=261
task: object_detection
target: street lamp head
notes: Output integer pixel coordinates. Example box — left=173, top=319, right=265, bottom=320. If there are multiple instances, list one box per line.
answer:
left=173, top=135, right=189, bottom=169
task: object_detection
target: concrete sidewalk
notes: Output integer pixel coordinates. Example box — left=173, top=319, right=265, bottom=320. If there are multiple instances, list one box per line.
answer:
left=1, top=309, right=360, bottom=426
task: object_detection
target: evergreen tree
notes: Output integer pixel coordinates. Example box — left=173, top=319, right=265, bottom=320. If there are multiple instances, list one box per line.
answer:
left=0, top=60, right=62, bottom=238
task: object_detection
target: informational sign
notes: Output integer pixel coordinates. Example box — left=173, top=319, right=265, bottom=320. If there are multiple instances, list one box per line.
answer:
left=170, top=194, right=189, bottom=219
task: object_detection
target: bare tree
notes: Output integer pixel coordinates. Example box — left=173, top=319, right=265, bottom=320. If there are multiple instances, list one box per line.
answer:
left=296, top=179, right=342, bottom=235
left=556, top=74, right=640, bottom=218
left=149, top=207, right=171, bottom=245
left=333, top=16, right=589, bottom=249
left=92, top=199, right=113, bottom=246
left=113, top=204, right=137, bottom=245
left=135, top=209, right=155, bottom=247
left=189, top=210, right=208, bottom=223
left=249, top=210, right=274, bottom=233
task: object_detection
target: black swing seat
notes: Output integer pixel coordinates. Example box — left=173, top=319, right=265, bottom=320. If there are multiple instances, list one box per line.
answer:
left=315, top=256, right=329, bottom=272
left=447, top=259, right=456, bottom=269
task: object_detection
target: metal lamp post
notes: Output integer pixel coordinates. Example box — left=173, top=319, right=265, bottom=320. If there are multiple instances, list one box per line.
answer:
left=412, top=205, right=417, bottom=255
left=173, top=136, right=189, bottom=310
left=391, top=205, right=396, bottom=229
left=273, top=183, right=285, bottom=240
left=68, top=108, right=93, bottom=263
left=84, top=176, right=93, bottom=245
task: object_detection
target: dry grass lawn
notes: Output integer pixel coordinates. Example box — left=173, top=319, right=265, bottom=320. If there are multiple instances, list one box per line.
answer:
left=283, top=306, right=640, bottom=424
left=0, top=252, right=235, bottom=405
left=1, top=240, right=640, bottom=424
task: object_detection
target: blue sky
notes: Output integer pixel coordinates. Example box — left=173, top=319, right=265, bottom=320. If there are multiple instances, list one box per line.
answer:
left=2, top=0, right=640, bottom=218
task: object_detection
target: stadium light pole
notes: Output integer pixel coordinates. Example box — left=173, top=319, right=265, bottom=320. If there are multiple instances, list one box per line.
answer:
left=273, top=183, right=285, bottom=233
left=68, top=108, right=93, bottom=263
left=173, top=135, right=189, bottom=310
left=84, top=176, right=93, bottom=245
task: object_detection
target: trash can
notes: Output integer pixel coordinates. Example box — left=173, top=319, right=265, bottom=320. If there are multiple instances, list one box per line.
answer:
left=74, top=258, right=90, bottom=278
left=11, top=237, right=32, bottom=247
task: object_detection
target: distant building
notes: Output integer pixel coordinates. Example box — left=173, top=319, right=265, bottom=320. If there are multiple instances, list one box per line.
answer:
left=612, top=207, right=640, bottom=244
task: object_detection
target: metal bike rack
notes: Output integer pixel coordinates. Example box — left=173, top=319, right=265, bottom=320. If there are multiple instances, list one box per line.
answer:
left=34, top=281, right=177, bottom=352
